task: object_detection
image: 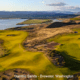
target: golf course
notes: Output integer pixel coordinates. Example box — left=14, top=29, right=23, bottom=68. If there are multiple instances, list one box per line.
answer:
left=0, top=0, right=80, bottom=79
left=0, top=30, right=64, bottom=80
left=0, top=19, right=80, bottom=80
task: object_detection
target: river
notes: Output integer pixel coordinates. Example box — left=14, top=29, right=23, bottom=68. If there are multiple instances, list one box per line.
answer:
left=0, top=19, right=62, bottom=30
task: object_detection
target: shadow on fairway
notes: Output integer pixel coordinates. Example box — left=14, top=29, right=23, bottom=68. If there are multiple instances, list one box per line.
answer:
left=53, top=50, right=80, bottom=71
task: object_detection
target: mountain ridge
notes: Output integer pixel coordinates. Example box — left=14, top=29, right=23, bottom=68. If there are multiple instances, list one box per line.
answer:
left=0, top=11, right=78, bottom=19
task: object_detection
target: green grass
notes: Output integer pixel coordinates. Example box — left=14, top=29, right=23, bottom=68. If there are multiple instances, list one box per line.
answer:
left=47, top=29, right=80, bottom=74
left=0, top=30, right=66, bottom=80
left=70, top=18, right=80, bottom=20
left=17, top=19, right=52, bottom=25
left=1, top=29, right=79, bottom=80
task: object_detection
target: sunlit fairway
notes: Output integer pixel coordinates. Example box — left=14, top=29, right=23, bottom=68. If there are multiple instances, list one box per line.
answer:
left=52, top=29, right=80, bottom=61
left=47, top=28, right=80, bottom=74
left=1, top=29, right=80, bottom=80
left=0, top=30, right=65, bottom=80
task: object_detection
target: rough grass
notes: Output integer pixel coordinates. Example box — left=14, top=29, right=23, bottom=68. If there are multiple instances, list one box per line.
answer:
left=70, top=18, right=80, bottom=20
left=0, top=44, right=5, bottom=57
left=0, top=30, right=65, bottom=80
left=17, top=19, right=52, bottom=25
left=0, top=39, right=8, bottom=57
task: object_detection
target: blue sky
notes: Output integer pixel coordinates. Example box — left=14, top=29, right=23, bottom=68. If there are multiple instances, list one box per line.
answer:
left=0, top=0, right=80, bottom=12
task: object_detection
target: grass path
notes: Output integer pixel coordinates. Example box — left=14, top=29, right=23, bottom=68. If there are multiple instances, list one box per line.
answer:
left=0, top=30, right=64, bottom=80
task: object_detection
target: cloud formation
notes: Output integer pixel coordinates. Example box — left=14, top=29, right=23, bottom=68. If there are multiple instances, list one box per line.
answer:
left=47, top=2, right=67, bottom=6
left=58, top=6, right=80, bottom=12
left=46, top=2, right=80, bottom=12
left=42, top=1, right=45, bottom=4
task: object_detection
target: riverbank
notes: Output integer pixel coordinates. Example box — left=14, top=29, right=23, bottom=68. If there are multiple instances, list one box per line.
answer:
left=0, top=18, right=21, bottom=19
left=0, top=18, right=61, bottom=30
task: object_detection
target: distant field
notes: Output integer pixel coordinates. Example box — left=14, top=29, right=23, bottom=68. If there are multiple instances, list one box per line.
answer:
left=17, top=19, right=52, bottom=25
left=70, top=18, right=80, bottom=20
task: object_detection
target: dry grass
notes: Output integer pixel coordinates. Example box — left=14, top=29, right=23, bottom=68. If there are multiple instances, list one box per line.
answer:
left=26, top=27, right=72, bottom=43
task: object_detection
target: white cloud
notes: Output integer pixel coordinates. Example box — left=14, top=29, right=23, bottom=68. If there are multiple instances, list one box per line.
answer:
left=42, top=1, right=45, bottom=4
left=57, top=6, right=80, bottom=12
left=46, top=2, right=80, bottom=12
left=47, top=2, right=67, bottom=6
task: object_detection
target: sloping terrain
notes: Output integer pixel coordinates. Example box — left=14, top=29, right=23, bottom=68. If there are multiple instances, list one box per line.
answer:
left=48, top=28, right=80, bottom=80
left=0, top=30, right=64, bottom=80
left=1, top=18, right=80, bottom=80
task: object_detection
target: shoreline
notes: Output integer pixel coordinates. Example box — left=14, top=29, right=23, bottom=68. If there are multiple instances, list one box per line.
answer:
left=0, top=18, right=22, bottom=19
left=0, top=19, right=63, bottom=30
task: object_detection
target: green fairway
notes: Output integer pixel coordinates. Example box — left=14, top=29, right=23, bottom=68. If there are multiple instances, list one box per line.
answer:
left=0, top=30, right=65, bottom=80
left=17, top=19, right=52, bottom=25
left=47, top=28, right=80, bottom=73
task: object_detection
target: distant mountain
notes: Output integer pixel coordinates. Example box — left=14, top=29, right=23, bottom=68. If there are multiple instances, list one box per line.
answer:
left=0, top=11, right=78, bottom=19
left=54, top=11, right=75, bottom=14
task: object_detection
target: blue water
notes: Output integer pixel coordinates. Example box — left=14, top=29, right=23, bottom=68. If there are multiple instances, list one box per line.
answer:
left=51, top=19, right=62, bottom=23
left=0, top=19, right=28, bottom=30
left=0, top=19, right=62, bottom=30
